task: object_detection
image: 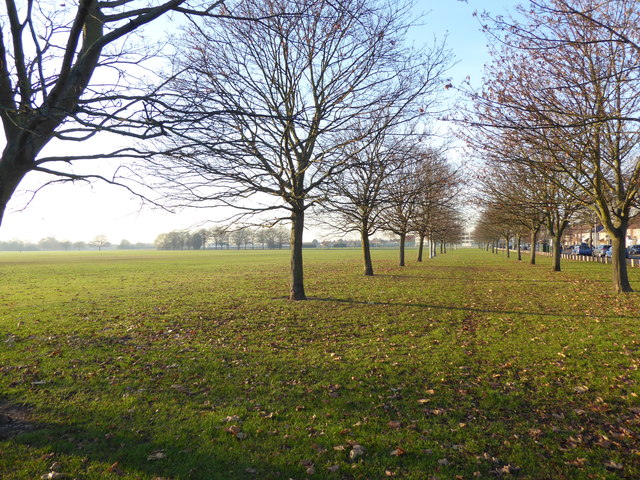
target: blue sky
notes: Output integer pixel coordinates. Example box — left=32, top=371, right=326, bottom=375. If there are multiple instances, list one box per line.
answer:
left=0, top=0, right=513, bottom=244
left=420, top=0, right=511, bottom=85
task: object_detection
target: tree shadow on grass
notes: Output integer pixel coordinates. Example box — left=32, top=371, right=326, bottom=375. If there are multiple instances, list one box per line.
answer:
left=307, top=297, right=638, bottom=320
left=12, top=374, right=633, bottom=480
left=370, top=274, right=574, bottom=284
left=1, top=398, right=300, bottom=480
left=0, top=400, right=38, bottom=440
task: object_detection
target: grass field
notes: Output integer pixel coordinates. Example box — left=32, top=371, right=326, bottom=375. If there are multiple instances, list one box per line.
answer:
left=1, top=248, right=639, bottom=479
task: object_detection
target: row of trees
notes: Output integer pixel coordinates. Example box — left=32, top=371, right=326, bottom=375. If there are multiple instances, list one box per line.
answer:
left=151, top=140, right=468, bottom=268
left=467, top=0, right=640, bottom=293
left=154, top=226, right=291, bottom=251
left=0, top=235, right=149, bottom=251
left=142, top=0, right=462, bottom=298
left=0, top=0, right=459, bottom=300
left=318, top=141, right=466, bottom=274
left=9, top=0, right=640, bottom=296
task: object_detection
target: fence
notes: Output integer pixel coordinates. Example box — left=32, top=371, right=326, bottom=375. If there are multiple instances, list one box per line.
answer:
left=495, top=247, right=640, bottom=267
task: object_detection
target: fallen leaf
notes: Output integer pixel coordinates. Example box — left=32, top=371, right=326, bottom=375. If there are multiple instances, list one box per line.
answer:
left=147, top=451, right=166, bottom=461
left=349, top=444, right=365, bottom=461
left=595, top=436, right=612, bottom=448
left=108, top=462, right=125, bottom=476
left=496, top=464, right=520, bottom=474
left=604, top=460, right=623, bottom=470
left=311, top=443, right=327, bottom=454
left=327, top=464, right=340, bottom=472
left=387, top=421, right=402, bottom=429
left=40, top=473, right=67, bottom=480
left=390, top=448, right=406, bottom=456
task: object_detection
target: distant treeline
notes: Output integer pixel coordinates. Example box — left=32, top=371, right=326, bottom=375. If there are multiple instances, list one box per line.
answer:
left=0, top=237, right=152, bottom=252
left=154, top=226, right=413, bottom=251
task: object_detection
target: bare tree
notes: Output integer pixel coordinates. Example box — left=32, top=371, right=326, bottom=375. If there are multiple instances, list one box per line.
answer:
left=0, top=0, right=232, bottom=226
left=208, top=225, right=228, bottom=250
left=427, top=207, right=465, bottom=255
left=317, top=119, right=419, bottom=276
left=473, top=151, right=560, bottom=266
left=471, top=136, right=584, bottom=270
left=473, top=209, right=503, bottom=253
left=89, top=234, right=109, bottom=251
left=155, top=230, right=189, bottom=250
left=411, top=149, right=463, bottom=262
left=230, top=228, right=252, bottom=250
left=147, top=0, right=451, bottom=299
left=473, top=0, right=640, bottom=291
left=254, top=228, right=270, bottom=250
left=379, top=157, right=424, bottom=267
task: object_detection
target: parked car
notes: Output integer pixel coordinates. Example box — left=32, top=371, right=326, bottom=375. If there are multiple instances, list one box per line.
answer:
left=573, top=243, right=592, bottom=256
left=627, top=244, right=640, bottom=255
left=605, top=247, right=630, bottom=259
left=593, top=245, right=611, bottom=257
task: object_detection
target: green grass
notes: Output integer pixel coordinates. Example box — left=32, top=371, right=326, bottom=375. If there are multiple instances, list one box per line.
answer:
left=1, top=248, right=639, bottom=479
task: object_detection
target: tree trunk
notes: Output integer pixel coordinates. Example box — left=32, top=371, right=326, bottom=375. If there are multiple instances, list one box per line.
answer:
left=417, top=234, right=425, bottom=262
left=505, top=235, right=510, bottom=258
left=517, top=234, right=522, bottom=261
left=398, top=233, right=406, bottom=266
left=289, top=209, right=306, bottom=300
left=610, top=230, right=633, bottom=293
left=0, top=147, right=35, bottom=227
left=530, top=228, right=538, bottom=265
left=361, top=227, right=374, bottom=276
left=552, top=232, right=563, bottom=272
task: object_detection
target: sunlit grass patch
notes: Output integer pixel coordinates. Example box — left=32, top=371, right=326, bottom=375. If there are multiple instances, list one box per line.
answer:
left=1, top=248, right=639, bottom=479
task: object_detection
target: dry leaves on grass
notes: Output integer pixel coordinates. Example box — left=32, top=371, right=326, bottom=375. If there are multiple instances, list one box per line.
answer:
left=349, top=444, right=365, bottom=461
left=147, top=450, right=166, bottom=461
left=40, top=473, right=67, bottom=480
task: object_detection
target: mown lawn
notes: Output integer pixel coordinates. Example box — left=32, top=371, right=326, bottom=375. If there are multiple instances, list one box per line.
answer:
left=0, top=248, right=639, bottom=479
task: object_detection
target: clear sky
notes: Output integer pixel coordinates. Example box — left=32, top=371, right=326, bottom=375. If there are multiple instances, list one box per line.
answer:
left=0, top=0, right=511, bottom=245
